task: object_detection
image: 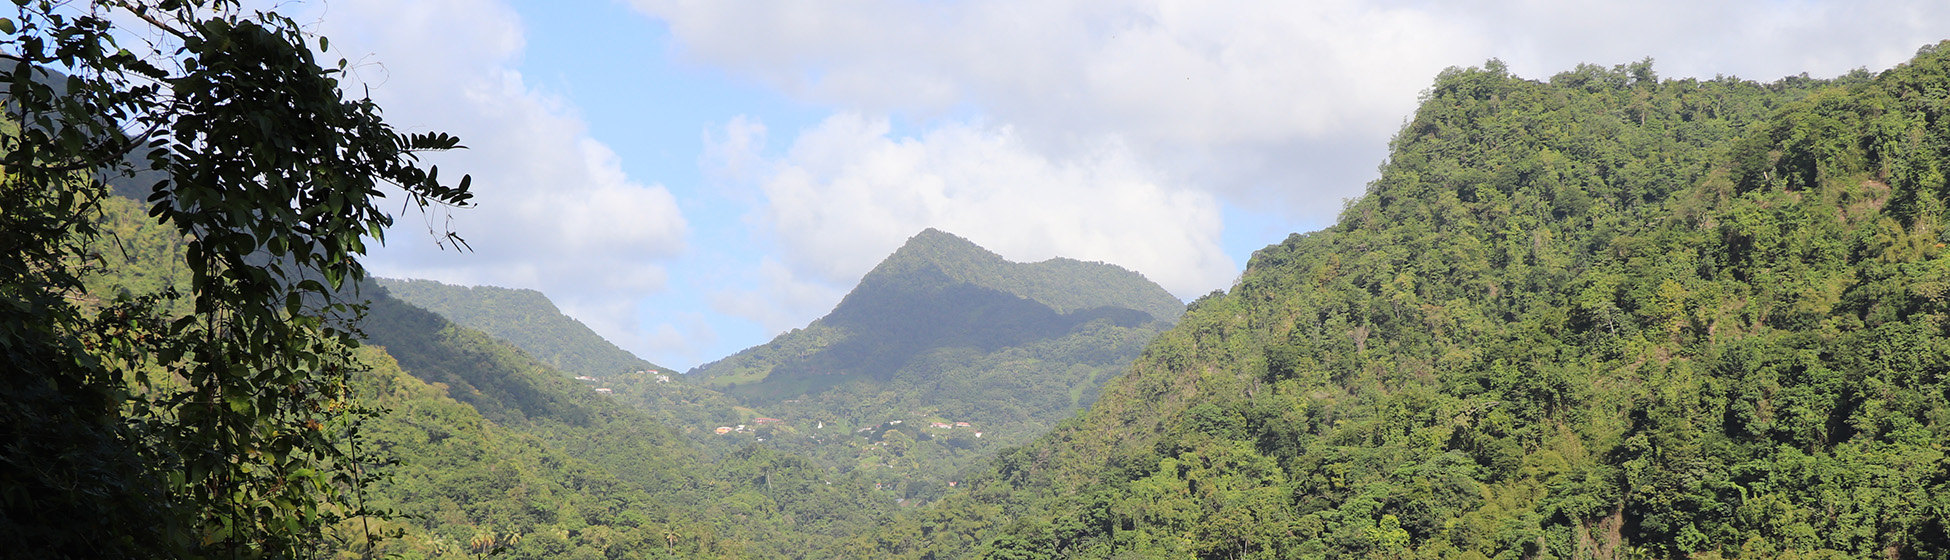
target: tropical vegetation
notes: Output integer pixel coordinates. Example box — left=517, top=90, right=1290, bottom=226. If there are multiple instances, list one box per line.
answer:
left=853, top=46, right=1950, bottom=560
left=10, top=2, right=1950, bottom=557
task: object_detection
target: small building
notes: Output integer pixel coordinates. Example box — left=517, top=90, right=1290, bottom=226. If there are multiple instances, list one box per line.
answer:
left=574, top=376, right=596, bottom=381
left=754, top=417, right=783, bottom=425
left=655, top=374, right=671, bottom=383
left=715, top=426, right=732, bottom=435
left=594, top=387, right=613, bottom=394
left=975, top=432, right=983, bottom=438
left=954, top=422, right=971, bottom=428
left=930, top=422, right=952, bottom=429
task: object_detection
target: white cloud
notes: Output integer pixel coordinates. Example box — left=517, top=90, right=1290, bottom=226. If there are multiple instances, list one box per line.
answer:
left=278, top=0, right=1950, bottom=362
left=716, top=113, right=1230, bottom=311
left=631, top=0, right=1950, bottom=337
left=312, top=0, right=689, bottom=358
left=633, top=0, right=1950, bottom=215
left=641, top=311, right=719, bottom=364
left=708, top=258, right=850, bottom=335
left=629, top=0, right=1490, bottom=211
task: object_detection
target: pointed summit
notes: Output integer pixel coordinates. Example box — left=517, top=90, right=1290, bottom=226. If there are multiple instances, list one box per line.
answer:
left=690, top=228, right=1183, bottom=405
left=853, top=229, right=1183, bottom=323
left=864, top=228, right=1007, bottom=282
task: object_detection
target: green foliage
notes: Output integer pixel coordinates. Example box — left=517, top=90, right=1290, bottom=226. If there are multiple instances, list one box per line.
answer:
left=0, top=1, right=470, bottom=556
left=324, top=347, right=747, bottom=560
left=376, top=277, right=669, bottom=378
left=859, top=46, right=1950, bottom=560
left=677, top=229, right=1181, bottom=502
left=356, top=288, right=703, bottom=492
left=330, top=281, right=911, bottom=558
left=70, top=180, right=906, bottom=559
left=79, top=188, right=908, bottom=558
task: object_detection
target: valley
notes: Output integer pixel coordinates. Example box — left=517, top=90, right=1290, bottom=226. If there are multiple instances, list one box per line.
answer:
left=10, top=8, right=1950, bottom=557
left=388, top=227, right=1181, bottom=507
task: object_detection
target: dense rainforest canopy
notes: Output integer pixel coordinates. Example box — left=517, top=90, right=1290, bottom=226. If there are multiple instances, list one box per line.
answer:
left=853, top=46, right=1950, bottom=560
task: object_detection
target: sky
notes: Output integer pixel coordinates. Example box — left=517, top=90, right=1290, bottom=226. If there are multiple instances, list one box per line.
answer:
left=295, top=0, right=1950, bottom=371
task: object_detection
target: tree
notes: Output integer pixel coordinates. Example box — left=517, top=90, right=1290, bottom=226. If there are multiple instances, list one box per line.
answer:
left=0, top=1, right=471, bottom=556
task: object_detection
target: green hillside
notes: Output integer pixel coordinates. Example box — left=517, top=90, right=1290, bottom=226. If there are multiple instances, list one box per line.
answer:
left=346, top=292, right=902, bottom=559
left=376, top=277, right=670, bottom=378
left=326, top=347, right=751, bottom=559
left=856, top=48, right=1950, bottom=559
left=668, top=228, right=1182, bottom=501
left=75, top=192, right=902, bottom=559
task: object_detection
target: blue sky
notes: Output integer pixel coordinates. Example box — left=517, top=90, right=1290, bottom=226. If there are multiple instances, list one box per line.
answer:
left=502, top=1, right=826, bottom=365
left=314, top=0, right=1950, bottom=370
left=498, top=0, right=1318, bottom=366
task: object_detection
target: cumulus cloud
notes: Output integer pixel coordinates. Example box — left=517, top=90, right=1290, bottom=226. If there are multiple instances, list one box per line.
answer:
left=634, top=0, right=1950, bottom=214
left=630, top=0, right=1950, bottom=335
left=636, top=0, right=1480, bottom=212
left=713, top=113, right=1229, bottom=308
left=275, top=0, right=1950, bottom=360
left=312, top=0, right=689, bottom=358
left=641, top=311, right=719, bottom=362
left=708, top=258, right=851, bottom=335
left=1426, top=0, right=1947, bottom=82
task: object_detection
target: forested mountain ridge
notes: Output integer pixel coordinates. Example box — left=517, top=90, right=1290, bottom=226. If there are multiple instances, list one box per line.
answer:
left=692, top=228, right=1180, bottom=395
left=670, top=228, right=1183, bottom=504
left=375, top=277, right=671, bottom=378
left=858, top=47, right=1950, bottom=559
left=78, top=193, right=903, bottom=559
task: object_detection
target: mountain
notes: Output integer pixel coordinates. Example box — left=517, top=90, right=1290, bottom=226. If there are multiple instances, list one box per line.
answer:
left=863, top=228, right=1185, bottom=322
left=352, top=286, right=900, bottom=559
left=376, top=278, right=671, bottom=378
left=368, top=279, right=768, bottom=462
left=78, top=192, right=903, bottom=559
left=856, top=49, right=1950, bottom=559
left=693, top=228, right=1179, bottom=396
left=674, top=228, right=1183, bottom=499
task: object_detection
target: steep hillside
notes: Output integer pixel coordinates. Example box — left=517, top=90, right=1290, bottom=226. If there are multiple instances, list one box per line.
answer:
left=860, top=49, right=1950, bottom=559
left=329, top=335, right=899, bottom=560
left=355, top=289, right=701, bottom=492
left=675, top=229, right=1182, bottom=500
left=79, top=193, right=900, bottom=559
left=326, top=347, right=751, bottom=559
left=375, top=277, right=670, bottom=378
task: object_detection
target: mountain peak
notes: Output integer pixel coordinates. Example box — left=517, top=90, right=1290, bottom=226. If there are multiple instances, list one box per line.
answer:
left=892, top=228, right=998, bottom=261
left=868, top=228, right=1007, bottom=281
left=852, top=229, right=1183, bottom=323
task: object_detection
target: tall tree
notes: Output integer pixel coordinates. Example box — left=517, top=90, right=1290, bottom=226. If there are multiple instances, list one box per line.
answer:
left=0, top=1, right=472, bottom=556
